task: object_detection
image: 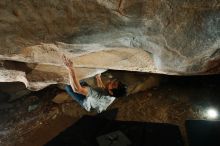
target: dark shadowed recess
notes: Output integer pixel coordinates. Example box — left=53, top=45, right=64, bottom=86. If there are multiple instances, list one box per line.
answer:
left=45, top=109, right=184, bottom=146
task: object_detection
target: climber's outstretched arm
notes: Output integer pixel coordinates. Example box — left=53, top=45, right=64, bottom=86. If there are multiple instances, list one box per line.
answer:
left=62, top=55, right=88, bottom=96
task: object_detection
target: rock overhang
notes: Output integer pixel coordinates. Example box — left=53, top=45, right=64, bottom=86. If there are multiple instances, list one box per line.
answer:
left=0, top=0, right=219, bottom=90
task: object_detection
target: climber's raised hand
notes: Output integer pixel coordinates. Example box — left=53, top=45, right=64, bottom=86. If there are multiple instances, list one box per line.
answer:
left=62, top=55, right=73, bottom=69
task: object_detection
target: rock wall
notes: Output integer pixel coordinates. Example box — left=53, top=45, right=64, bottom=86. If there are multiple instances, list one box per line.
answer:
left=0, top=0, right=219, bottom=90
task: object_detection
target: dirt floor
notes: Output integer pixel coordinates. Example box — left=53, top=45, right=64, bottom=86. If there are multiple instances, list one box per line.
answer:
left=0, top=74, right=220, bottom=146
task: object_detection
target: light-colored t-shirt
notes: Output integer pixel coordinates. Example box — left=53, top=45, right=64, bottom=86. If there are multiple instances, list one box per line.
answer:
left=82, top=87, right=115, bottom=113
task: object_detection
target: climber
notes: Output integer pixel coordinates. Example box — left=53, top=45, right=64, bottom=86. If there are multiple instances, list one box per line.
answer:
left=62, top=55, right=127, bottom=113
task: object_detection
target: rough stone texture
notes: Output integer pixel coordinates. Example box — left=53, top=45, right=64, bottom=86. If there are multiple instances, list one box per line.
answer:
left=0, top=0, right=220, bottom=89
left=52, top=92, right=72, bottom=104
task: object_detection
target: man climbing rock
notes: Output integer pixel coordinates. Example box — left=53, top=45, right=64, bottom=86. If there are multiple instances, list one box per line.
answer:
left=62, top=55, right=127, bottom=113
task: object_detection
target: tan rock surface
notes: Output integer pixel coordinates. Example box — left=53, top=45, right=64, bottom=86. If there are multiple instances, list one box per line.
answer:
left=0, top=0, right=219, bottom=90
left=52, top=92, right=72, bottom=104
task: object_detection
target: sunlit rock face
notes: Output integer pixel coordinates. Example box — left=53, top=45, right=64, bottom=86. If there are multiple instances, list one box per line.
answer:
left=0, top=0, right=219, bottom=90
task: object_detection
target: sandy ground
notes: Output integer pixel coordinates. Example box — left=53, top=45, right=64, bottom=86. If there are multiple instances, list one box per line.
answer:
left=0, top=74, right=220, bottom=146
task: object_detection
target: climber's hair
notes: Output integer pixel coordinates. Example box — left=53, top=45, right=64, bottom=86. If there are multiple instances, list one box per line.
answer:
left=111, top=81, right=127, bottom=98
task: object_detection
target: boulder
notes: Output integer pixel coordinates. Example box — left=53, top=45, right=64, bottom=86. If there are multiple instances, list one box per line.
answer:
left=0, top=0, right=219, bottom=90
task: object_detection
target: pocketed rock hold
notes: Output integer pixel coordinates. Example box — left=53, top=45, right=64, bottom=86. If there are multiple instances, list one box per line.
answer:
left=52, top=92, right=72, bottom=104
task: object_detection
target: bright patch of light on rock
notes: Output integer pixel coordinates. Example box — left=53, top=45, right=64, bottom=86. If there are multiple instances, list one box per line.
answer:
left=207, top=108, right=218, bottom=119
